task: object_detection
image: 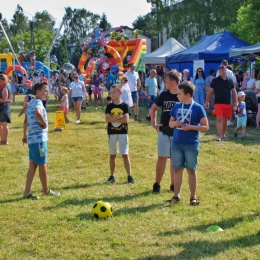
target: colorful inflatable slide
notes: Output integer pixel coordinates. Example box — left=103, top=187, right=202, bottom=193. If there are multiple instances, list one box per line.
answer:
left=78, top=28, right=147, bottom=80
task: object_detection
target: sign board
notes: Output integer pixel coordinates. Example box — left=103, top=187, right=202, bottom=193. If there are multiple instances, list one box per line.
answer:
left=54, top=110, right=66, bottom=130
left=193, top=60, right=205, bottom=77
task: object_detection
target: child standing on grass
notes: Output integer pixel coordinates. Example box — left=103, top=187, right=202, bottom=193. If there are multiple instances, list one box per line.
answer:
left=22, top=81, right=60, bottom=200
left=59, top=87, right=70, bottom=123
left=168, top=81, right=209, bottom=206
left=234, top=91, right=247, bottom=140
left=105, top=84, right=135, bottom=184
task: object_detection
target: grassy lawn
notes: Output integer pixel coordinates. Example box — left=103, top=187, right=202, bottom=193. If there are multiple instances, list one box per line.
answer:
left=0, top=93, right=260, bottom=260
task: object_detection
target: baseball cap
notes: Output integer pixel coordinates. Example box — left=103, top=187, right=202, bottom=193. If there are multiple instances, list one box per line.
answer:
left=25, top=80, right=32, bottom=85
left=238, top=71, right=243, bottom=75
left=237, top=91, right=245, bottom=97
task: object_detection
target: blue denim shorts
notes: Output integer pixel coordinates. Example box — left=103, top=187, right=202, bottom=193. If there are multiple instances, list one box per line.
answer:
left=72, top=96, right=83, bottom=102
left=28, top=142, right=47, bottom=165
left=148, top=95, right=156, bottom=109
left=171, top=142, right=199, bottom=170
left=131, top=91, right=138, bottom=104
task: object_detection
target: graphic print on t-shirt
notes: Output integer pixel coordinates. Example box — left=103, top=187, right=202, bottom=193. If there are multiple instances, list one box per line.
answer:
left=111, top=107, right=124, bottom=129
left=176, top=108, right=192, bottom=125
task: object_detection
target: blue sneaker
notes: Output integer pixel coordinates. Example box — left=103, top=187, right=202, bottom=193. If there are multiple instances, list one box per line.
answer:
left=241, top=136, right=246, bottom=140
left=234, top=132, right=238, bottom=138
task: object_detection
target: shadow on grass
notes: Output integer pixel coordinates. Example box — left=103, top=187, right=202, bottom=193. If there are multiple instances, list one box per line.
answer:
left=137, top=232, right=260, bottom=260
left=0, top=197, right=24, bottom=204
left=43, top=190, right=154, bottom=210
left=158, top=212, right=260, bottom=236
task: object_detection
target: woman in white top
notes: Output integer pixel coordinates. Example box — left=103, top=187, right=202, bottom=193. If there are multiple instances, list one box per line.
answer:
left=69, top=74, right=86, bottom=124
left=255, top=72, right=260, bottom=129
left=246, top=70, right=256, bottom=92
left=121, top=76, right=133, bottom=108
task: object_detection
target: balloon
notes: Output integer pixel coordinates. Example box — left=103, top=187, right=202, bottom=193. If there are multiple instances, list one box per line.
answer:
left=103, top=38, right=109, bottom=45
left=102, top=62, right=109, bottom=70
left=62, top=63, right=75, bottom=74
left=93, top=57, right=100, bottom=64
left=84, top=37, right=92, bottom=45
left=54, top=42, right=60, bottom=48
left=50, top=55, right=58, bottom=64
left=88, top=60, right=94, bottom=68
left=56, top=35, right=63, bottom=42
left=17, top=40, right=25, bottom=49
left=41, top=46, right=47, bottom=52
left=3, top=48, right=9, bottom=54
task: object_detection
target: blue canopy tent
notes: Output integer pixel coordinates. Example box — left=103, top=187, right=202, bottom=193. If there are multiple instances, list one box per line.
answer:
left=166, top=30, right=251, bottom=77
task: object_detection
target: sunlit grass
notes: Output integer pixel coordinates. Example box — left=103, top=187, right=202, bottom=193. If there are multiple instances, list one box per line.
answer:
left=0, top=94, right=260, bottom=259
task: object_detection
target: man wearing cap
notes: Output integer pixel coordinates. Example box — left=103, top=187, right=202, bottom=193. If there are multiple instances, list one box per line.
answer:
left=125, top=63, right=141, bottom=121
left=205, top=65, right=238, bottom=141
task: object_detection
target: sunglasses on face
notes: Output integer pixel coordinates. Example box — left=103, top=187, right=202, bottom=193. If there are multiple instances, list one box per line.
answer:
left=124, top=79, right=128, bottom=81
left=198, top=71, right=203, bottom=73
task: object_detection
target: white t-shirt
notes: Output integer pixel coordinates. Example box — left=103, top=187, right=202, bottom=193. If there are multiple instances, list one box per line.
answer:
left=121, top=83, right=133, bottom=107
left=125, top=71, right=139, bottom=92
left=70, top=81, right=84, bottom=97
left=255, top=80, right=260, bottom=96
left=246, top=77, right=256, bottom=90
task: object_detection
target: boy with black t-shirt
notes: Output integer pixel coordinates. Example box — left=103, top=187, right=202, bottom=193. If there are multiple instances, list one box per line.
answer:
left=150, top=70, right=180, bottom=193
left=105, top=84, right=135, bottom=184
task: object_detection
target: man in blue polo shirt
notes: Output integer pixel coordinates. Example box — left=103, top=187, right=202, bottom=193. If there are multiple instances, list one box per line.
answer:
left=105, top=68, right=116, bottom=92
left=145, top=69, right=159, bottom=121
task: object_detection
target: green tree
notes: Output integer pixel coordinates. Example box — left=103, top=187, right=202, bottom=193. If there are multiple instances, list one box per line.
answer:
left=64, top=7, right=101, bottom=42
left=99, top=13, right=112, bottom=31
left=228, top=0, right=260, bottom=44
left=50, top=36, right=70, bottom=68
left=9, top=5, right=29, bottom=36
left=132, top=14, right=158, bottom=51
left=147, top=0, right=247, bottom=44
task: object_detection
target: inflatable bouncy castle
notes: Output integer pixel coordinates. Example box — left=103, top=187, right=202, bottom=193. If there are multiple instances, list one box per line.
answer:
left=78, top=28, right=147, bottom=81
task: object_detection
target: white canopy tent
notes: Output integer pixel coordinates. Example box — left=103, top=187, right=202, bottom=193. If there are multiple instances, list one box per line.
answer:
left=142, top=37, right=186, bottom=65
left=229, top=43, right=260, bottom=57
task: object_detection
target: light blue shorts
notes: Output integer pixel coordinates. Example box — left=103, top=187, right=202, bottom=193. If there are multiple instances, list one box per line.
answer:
left=171, top=143, right=199, bottom=171
left=158, top=131, right=172, bottom=157
left=131, top=91, right=138, bottom=104
left=237, top=116, right=247, bottom=128
left=72, top=96, right=83, bottom=102
left=108, top=134, right=129, bottom=155
left=28, top=142, right=47, bottom=165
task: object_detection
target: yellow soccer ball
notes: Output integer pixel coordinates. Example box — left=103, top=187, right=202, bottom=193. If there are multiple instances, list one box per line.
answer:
left=92, top=200, right=113, bottom=219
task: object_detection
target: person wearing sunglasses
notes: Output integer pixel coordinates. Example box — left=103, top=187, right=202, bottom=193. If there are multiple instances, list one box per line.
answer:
left=193, top=68, right=206, bottom=107
left=68, top=74, right=86, bottom=124
left=120, top=76, right=133, bottom=109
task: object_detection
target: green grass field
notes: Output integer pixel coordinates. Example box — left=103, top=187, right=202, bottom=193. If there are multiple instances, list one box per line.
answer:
left=0, top=94, right=260, bottom=260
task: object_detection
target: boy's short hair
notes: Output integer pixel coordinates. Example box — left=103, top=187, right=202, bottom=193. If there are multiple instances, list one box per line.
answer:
left=178, top=81, right=195, bottom=97
left=34, top=81, right=48, bottom=93
left=111, top=84, right=123, bottom=93
left=164, top=69, right=181, bottom=84
left=107, top=96, right=112, bottom=101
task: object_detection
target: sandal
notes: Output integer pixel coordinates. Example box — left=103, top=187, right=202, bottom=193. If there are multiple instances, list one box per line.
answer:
left=190, top=197, right=199, bottom=206
left=166, top=196, right=180, bottom=203
left=23, top=193, right=40, bottom=200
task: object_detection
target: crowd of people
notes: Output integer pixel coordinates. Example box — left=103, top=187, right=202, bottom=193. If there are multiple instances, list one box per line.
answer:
left=0, top=60, right=259, bottom=203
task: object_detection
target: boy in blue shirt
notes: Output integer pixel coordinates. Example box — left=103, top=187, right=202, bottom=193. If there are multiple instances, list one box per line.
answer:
left=22, top=81, right=60, bottom=199
left=234, top=91, right=247, bottom=140
left=168, top=81, right=209, bottom=205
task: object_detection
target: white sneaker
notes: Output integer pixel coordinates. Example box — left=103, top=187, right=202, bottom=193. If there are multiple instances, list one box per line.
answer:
left=227, top=120, right=233, bottom=126
left=95, top=107, right=98, bottom=110
left=46, top=189, right=60, bottom=196
left=74, top=120, right=80, bottom=124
